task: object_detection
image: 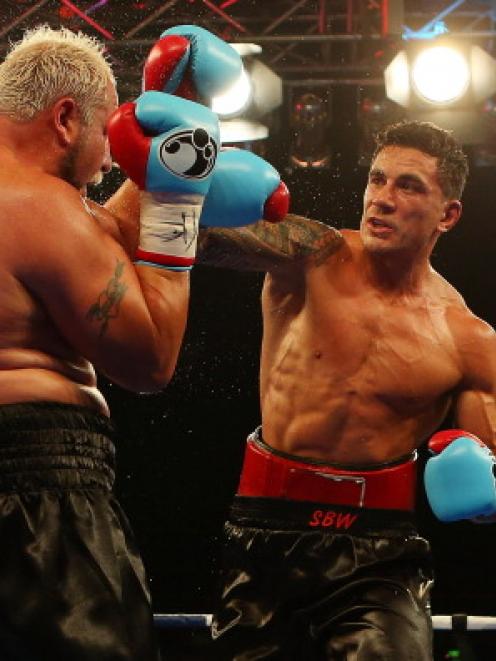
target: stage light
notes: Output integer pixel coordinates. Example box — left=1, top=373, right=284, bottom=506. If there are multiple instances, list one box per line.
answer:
left=210, top=43, right=282, bottom=145
left=385, top=41, right=496, bottom=109
left=411, top=46, right=470, bottom=105
left=289, top=92, right=331, bottom=169
left=211, top=69, right=252, bottom=118
left=384, top=39, right=496, bottom=144
left=219, top=119, right=268, bottom=145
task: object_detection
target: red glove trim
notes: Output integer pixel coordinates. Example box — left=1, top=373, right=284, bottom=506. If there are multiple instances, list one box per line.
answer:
left=143, top=35, right=198, bottom=101
left=135, top=247, right=195, bottom=268
left=428, top=429, right=485, bottom=454
left=263, top=181, right=290, bottom=222
left=107, top=102, right=149, bottom=189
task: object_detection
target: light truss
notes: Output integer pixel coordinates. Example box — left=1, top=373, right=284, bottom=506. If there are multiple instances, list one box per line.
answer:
left=0, top=1, right=495, bottom=88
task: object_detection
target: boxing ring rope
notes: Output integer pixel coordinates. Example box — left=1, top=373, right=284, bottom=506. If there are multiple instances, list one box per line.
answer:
left=154, top=614, right=212, bottom=630
left=153, top=613, right=496, bottom=631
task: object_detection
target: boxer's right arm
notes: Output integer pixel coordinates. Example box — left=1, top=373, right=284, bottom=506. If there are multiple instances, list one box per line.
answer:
left=197, top=215, right=344, bottom=273
left=15, top=177, right=189, bottom=393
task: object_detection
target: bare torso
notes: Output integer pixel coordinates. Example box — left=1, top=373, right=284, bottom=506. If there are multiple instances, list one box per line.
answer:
left=0, top=159, right=123, bottom=417
left=0, top=282, right=108, bottom=415
left=260, top=229, right=466, bottom=463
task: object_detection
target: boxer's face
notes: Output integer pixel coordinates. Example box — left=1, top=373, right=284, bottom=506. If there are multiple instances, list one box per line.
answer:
left=360, top=145, right=455, bottom=256
left=62, top=79, right=117, bottom=190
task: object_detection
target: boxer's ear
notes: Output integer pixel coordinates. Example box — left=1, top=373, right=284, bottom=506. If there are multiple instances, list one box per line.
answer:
left=438, top=200, right=461, bottom=233
left=52, top=97, right=80, bottom=147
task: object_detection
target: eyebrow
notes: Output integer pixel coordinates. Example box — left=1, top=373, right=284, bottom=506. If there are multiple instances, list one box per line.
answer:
left=368, top=168, right=427, bottom=188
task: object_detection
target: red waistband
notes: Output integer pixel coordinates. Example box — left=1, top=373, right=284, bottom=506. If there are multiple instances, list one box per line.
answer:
left=237, top=433, right=417, bottom=511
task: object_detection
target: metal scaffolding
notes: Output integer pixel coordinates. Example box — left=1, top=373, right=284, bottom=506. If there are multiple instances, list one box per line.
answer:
left=1, top=1, right=495, bottom=89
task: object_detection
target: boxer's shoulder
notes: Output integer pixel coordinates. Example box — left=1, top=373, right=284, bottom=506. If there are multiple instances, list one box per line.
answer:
left=0, top=172, right=113, bottom=273
left=456, top=311, right=495, bottom=354
left=0, top=167, right=80, bottom=214
left=446, top=304, right=495, bottom=388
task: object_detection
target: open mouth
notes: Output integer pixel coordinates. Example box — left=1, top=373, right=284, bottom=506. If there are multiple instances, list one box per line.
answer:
left=367, top=217, right=394, bottom=233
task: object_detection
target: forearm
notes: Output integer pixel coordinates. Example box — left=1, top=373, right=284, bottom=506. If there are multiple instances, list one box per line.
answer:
left=197, top=214, right=344, bottom=272
left=133, top=266, right=190, bottom=387
left=104, top=179, right=140, bottom=257
left=197, top=223, right=287, bottom=272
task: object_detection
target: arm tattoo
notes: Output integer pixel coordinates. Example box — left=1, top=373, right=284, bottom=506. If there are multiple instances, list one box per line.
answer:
left=86, top=260, right=128, bottom=337
left=249, top=215, right=343, bottom=266
left=197, top=214, right=343, bottom=271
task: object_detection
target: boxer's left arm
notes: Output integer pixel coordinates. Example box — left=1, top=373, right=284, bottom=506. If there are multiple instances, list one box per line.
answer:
left=424, top=315, right=496, bottom=523
left=453, top=316, right=496, bottom=449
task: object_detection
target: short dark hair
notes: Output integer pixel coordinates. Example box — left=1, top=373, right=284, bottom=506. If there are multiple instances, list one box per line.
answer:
left=372, top=120, right=469, bottom=199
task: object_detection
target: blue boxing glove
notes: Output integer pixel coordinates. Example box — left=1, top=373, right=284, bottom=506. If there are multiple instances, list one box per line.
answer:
left=143, top=24, right=242, bottom=102
left=201, top=150, right=290, bottom=227
left=108, top=91, right=220, bottom=270
left=424, top=429, right=496, bottom=522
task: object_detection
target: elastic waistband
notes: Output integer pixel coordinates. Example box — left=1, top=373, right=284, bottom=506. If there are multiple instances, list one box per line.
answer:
left=0, top=401, right=115, bottom=492
left=229, top=496, right=416, bottom=535
left=236, top=429, right=417, bottom=511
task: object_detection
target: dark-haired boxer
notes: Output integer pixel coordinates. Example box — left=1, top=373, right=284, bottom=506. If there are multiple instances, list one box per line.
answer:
left=0, top=22, right=268, bottom=660
left=197, top=120, right=496, bottom=660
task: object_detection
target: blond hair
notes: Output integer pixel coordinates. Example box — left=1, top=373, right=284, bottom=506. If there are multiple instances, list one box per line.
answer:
left=0, top=25, right=115, bottom=124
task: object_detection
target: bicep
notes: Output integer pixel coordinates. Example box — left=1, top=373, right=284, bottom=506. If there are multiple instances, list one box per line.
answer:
left=451, top=314, right=496, bottom=446
left=454, top=389, right=496, bottom=447
left=19, top=205, right=159, bottom=385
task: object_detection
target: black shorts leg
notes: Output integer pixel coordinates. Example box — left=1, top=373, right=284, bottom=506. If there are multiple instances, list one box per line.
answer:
left=211, top=498, right=434, bottom=661
left=320, top=577, right=433, bottom=660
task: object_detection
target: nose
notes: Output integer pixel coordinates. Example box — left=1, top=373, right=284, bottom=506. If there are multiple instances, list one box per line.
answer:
left=370, top=183, right=395, bottom=212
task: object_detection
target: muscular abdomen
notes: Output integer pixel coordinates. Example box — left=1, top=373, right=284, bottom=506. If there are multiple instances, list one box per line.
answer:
left=260, top=266, right=460, bottom=464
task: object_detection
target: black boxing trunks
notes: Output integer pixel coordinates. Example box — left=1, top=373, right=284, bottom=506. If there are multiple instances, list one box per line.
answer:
left=0, top=401, right=160, bottom=661
left=211, top=429, right=433, bottom=660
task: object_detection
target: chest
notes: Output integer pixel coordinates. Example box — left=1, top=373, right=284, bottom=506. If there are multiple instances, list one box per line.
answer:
left=262, top=275, right=461, bottom=404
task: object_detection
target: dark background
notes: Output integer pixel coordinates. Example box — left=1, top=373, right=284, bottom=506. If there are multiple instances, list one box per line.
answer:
left=2, top=1, right=496, bottom=658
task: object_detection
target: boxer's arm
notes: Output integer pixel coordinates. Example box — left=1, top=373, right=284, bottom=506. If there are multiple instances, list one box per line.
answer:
left=453, top=315, right=496, bottom=449
left=103, top=179, right=140, bottom=256
left=197, top=214, right=344, bottom=273
left=82, top=190, right=139, bottom=258
left=18, top=180, right=188, bottom=393
left=446, top=317, right=496, bottom=523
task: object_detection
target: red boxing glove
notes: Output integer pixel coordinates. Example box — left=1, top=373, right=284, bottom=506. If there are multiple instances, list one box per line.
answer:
left=142, top=25, right=242, bottom=103
left=264, top=181, right=290, bottom=222
left=143, top=34, right=196, bottom=100
left=107, top=102, right=149, bottom=189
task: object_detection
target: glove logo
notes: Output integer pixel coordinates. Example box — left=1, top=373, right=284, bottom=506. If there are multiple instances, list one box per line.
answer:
left=158, top=128, right=217, bottom=180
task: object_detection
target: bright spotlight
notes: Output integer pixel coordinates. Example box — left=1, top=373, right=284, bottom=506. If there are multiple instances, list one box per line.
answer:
left=211, top=68, right=252, bottom=118
left=384, top=40, right=496, bottom=145
left=208, top=42, right=282, bottom=145
left=385, top=41, right=496, bottom=110
left=411, top=46, right=470, bottom=104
